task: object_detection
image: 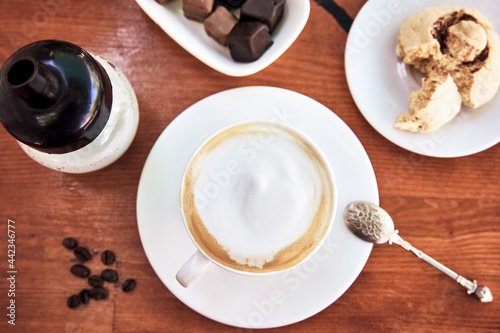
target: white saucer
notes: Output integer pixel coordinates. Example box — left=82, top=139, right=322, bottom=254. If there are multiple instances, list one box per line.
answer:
left=136, top=87, right=379, bottom=328
left=345, top=0, right=500, bottom=158
left=135, top=0, right=309, bottom=77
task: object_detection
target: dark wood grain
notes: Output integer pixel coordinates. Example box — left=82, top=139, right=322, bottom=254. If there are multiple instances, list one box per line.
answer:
left=1, top=0, right=499, bottom=332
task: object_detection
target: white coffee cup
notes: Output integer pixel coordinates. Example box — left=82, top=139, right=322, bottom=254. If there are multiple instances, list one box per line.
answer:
left=176, top=120, right=337, bottom=287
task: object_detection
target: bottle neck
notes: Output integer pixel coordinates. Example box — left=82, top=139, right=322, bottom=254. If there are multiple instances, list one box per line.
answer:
left=6, top=57, right=61, bottom=109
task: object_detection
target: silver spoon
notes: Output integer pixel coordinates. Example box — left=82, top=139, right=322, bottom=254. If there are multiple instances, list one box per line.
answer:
left=344, top=201, right=493, bottom=302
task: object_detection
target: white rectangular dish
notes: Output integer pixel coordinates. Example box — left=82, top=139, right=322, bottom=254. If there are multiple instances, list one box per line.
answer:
left=135, top=0, right=310, bottom=76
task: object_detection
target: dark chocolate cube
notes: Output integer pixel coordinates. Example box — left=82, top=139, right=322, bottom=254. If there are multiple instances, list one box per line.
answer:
left=214, top=0, right=246, bottom=9
left=183, top=0, right=214, bottom=22
left=204, top=6, right=238, bottom=46
left=227, top=21, right=273, bottom=62
left=241, top=0, right=286, bottom=33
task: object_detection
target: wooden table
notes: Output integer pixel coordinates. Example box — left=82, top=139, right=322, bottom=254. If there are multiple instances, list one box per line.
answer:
left=0, top=0, right=499, bottom=332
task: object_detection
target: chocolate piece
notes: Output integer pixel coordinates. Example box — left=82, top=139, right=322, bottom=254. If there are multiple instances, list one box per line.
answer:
left=215, top=0, right=246, bottom=9
left=227, top=21, right=273, bottom=62
left=241, top=0, right=286, bottom=33
left=100, top=250, right=116, bottom=265
left=204, top=6, right=238, bottom=46
left=183, top=0, right=214, bottom=22
left=155, top=0, right=169, bottom=3
left=62, top=238, right=78, bottom=250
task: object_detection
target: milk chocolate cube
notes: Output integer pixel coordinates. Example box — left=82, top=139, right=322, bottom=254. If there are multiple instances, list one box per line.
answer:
left=204, top=6, right=238, bottom=46
left=241, top=0, right=286, bottom=33
left=183, top=0, right=214, bottom=22
left=227, top=21, right=273, bottom=62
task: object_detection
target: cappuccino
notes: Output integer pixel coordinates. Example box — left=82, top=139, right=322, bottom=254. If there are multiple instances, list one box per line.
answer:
left=181, top=122, right=335, bottom=273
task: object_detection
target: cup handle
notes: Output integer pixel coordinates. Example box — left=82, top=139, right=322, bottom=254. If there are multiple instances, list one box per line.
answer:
left=176, top=250, right=211, bottom=288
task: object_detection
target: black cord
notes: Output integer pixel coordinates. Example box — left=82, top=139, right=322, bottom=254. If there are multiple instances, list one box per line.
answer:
left=313, top=0, right=353, bottom=33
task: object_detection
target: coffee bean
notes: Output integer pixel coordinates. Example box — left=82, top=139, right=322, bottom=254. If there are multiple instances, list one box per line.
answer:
left=62, top=238, right=78, bottom=250
left=74, top=247, right=92, bottom=262
left=88, top=287, right=109, bottom=301
left=70, top=264, right=90, bottom=278
left=67, top=294, right=81, bottom=309
left=121, top=279, right=136, bottom=293
left=101, top=250, right=116, bottom=265
left=88, top=275, right=104, bottom=288
left=101, top=269, right=119, bottom=283
left=79, top=289, right=90, bottom=305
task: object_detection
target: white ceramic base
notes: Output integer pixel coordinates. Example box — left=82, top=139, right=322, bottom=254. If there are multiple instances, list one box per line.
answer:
left=136, top=87, right=379, bottom=329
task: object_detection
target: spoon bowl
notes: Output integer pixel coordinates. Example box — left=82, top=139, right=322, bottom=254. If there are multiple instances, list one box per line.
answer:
left=344, top=201, right=395, bottom=244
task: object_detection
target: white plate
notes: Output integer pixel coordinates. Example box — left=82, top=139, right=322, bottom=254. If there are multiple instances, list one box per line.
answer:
left=345, top=0, right=500, bottom=158
left=135, top=0, right=309, bottom=77
left=136, top=87, right=379, bottom=329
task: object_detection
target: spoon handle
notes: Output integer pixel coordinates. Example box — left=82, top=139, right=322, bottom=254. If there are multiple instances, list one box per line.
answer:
left=389, top=230, right=493, bottom=303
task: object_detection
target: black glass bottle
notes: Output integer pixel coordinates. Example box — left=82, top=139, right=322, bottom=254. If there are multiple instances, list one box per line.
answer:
left=0, top=40, right=139, bottom=173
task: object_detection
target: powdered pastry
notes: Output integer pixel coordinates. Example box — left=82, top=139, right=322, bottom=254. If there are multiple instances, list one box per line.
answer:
left=446, top=20, right=488, bottom=63
left=395, top=6, right=500, bottom=132
left=395, top=71, right=461, bottom=133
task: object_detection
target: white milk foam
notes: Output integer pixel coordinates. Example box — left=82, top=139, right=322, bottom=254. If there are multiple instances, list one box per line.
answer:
left=191, top=124, right=326, bottom=268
